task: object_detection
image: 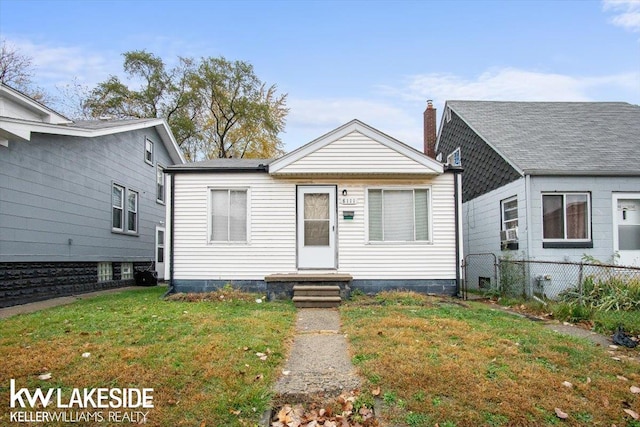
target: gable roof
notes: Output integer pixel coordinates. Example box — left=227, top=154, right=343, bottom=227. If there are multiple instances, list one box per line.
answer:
left=0, top=83, right=185, bottom=164
left=442, top=101, right=640, bottom=175
left=269, top=119, right=443, bottom=175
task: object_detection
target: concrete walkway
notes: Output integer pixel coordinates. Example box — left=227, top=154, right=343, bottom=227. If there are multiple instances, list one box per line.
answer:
left=273, top=308, right=361, bottom=401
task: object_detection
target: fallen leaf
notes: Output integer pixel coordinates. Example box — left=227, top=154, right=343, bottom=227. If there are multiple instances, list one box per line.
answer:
left=38, top=373, right=52, bottom=380
left=631, top=386, right=640, bottom=394
left=624, top=409, right=639, bottom=420
left=243, top=347, right=249, bottom=351
left=586, top=377, right=591, bottom=384
left=602, top=396, right=610, bottom=407
left=254, top=374, right=263, bottom=382
left=282, top=370, right=290, bottom=376
left=82, top=352, right=91, bottom=358
left=255, top=298, right=262, bottom=303
left=230, top=409, right=240, bottom=416
left=277, top=406, right=292, bottom=423
left=609, top=344, right=619, bottom=350
left=612, top=357, right=621, bottom=361
left=617, top=375, right=629, bottom=381
left=555, top=408, right=568, bottom=419
left=199, top=421, right=206, bottom=427
left=562, top=381, right=573, bottom=388
left=371, top=386, right=381, bottom=396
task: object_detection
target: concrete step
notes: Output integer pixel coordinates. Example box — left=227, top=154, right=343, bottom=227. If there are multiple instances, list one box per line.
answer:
left=293, top=285, right=341, bottom=298
left=292, top=296, right=342, bottom=308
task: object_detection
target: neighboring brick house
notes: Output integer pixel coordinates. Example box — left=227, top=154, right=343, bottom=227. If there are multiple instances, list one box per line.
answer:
left=435, top=101, right=640, bottom=293
left=0, top=83, right=185, bottom=307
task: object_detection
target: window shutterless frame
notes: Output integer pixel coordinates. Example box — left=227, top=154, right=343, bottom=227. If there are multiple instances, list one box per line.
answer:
left=501, top=196, right=518, bottom=231
left=365, top=186, right=432, bottom=244
left=112, top=184, right=125, bottom=232
left=156, top=164, right=165, bottom=204
left=541, top=192, right=591, bottom=242
left=207, top=187, right=250, bottom=244
left=144, top=138, right=154, bottom=165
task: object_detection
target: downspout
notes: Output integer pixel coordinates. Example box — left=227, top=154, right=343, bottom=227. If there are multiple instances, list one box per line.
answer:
left=447, top=165, right=464, bottom=297
left=524, top=174, right=533, bottom=296
left=163, top=172, right=176, bottom=298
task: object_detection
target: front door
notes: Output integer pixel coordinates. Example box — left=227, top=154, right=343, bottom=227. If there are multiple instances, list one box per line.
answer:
left=297, top=186, right=337, bottom=269
left=613, top=193, right=640, bottom=267
left=155, top=226, right=165, bottom=280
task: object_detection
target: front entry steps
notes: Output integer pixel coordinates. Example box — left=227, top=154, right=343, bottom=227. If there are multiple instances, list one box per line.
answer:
left=265, top=273, right=352, bottom=306
left=292, top=286, right=341, bottom=308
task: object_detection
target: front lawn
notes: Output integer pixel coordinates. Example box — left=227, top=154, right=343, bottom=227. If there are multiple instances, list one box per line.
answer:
left=341, top=291, right=640, bottom=427
left=0, top=287, right=296, bottom=426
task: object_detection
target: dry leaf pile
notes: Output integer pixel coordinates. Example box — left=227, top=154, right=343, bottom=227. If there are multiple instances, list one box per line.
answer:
left=271, top=393, right=378, bottom=427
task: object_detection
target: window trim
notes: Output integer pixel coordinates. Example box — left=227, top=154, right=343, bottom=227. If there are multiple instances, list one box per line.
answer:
left=207, top=187, right=250, bottom=244
left=144, top=138, right=154, bottom=165
left=500, top=196, right=518, bottom=232
left=156, top=164, right=165, bottom=205
left=127, top=189, right=139, bottom=234
left=112, top=182, right=140, bottom=236
left=365, top=186, right=433, bottom=244
left=112, top=184, right=125, bottom=232
left=541, top=192, right=592, bottom=247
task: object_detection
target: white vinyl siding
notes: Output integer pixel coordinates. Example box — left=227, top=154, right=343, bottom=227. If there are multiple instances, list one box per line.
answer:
left=273, top=131, right=438, bottom=175
left=172, top=173, right=456, bottom=281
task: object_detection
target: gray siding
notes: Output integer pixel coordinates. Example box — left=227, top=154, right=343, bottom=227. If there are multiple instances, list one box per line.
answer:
left=528, top=176, right=640, bottom=263
left=0, top=127, right=172, bottom=262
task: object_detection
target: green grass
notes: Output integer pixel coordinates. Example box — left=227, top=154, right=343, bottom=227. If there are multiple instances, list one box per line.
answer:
left=0, top=287, right=296, bottom=426
left=341, top=291, right=640, bottom=427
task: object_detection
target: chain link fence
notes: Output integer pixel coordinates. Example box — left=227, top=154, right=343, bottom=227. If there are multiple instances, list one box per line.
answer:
left=463, top=254, right=640, bottom=301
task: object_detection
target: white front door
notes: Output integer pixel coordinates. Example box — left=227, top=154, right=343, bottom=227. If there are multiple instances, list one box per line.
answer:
left=297, top=186, right=337, bottom=269
left=613, top=193, right=640, bottom=267
left=155, top=226, right=165, bottom=280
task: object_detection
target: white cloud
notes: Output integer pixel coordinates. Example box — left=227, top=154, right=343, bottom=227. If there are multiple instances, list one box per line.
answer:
left=603, top=0, right=640, bottom=32
left=282, top=67, right=640, bottom=152
left=6, top=37, right=120, bottom=88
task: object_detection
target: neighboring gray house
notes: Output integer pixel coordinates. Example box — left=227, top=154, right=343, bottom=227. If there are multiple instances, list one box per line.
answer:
left=0, top=83, right=185, bottom=307
left=435, top=101, right=640, bottom=295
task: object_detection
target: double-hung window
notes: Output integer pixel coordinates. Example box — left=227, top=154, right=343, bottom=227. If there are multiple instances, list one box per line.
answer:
left=112, top=183, right=139, bottom=235
left=368, top=188, right=430, bottom=242
left=210, top=189, right=248, bottom=242
left=144, top=138, right=154, bottom=165
left=112, top=184, right=125, bottom=231
left=542, top=192, right=591, bottom=247
left=127, top=190, right=138, bottom=233
left=156, top=165, right=165, bottom=204
left=501, top=197, right=518, bottom=232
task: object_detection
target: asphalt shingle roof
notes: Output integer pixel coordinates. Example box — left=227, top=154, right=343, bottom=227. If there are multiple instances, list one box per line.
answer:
left=447, top=101, right=640, bottom=175
left=167, top=158, right=272, bottom=171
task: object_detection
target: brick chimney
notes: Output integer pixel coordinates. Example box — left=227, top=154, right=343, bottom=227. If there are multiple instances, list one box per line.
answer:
left=423, top=100, right=437, bottom=158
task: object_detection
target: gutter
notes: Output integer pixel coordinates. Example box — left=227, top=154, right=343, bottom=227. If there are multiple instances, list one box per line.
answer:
left=165, top=164, right=269, bottom=174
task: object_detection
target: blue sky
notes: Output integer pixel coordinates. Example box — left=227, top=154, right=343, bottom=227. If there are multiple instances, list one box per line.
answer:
left=1, top=0, right=639, bottom=153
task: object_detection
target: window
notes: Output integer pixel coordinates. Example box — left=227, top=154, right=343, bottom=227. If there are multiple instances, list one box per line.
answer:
left=368, top=188, right=430, bottom=242
left=112, top=184, right=124, bottom=231
left=157, top=229, right=165, bottom=263
left=144, top=138, right=154, bottom=165
left=127, top=190, right=138, bottom=233
left=156, top=165, right=165, bottom=204
left=501, top=197, right=518, bottom=231
left=121, top=262, right=133, bottom=280
left=112, top=184, right=139, bottom=235
left=97, top=262, right=112, bottom=282
left=542, top=193, right=591, bottom=243
left=210, top=189, right=247, bottom=242
left=447, top=147, right=461, bottom=167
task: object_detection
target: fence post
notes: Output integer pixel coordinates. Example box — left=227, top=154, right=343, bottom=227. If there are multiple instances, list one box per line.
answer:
left=578, top=262, right=584, bottom=305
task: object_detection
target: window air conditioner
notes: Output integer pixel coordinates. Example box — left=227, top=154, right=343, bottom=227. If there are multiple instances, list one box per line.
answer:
left=500, top=228, right=518, bottom=242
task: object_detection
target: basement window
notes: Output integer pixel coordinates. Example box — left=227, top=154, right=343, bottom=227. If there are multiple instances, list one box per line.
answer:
left=97, top=262, right=113, bottom=282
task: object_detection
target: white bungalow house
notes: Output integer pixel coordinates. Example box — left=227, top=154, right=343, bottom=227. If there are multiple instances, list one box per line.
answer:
left=165, top=117, right=462, bottom=302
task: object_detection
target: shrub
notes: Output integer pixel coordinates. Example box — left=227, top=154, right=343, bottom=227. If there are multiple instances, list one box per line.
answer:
left=559, top=276, right=640, bottom=312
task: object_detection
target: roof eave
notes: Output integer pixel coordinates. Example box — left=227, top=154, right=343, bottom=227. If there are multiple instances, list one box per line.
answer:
left=524, top=169, right=640, bottom=177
